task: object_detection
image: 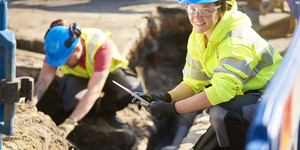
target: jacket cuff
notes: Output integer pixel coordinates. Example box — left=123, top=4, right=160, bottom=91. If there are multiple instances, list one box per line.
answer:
left=172, top=102, right=179, bottom=115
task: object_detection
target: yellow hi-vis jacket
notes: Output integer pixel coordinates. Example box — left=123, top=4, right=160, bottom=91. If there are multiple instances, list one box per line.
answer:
left=60, top=28, right=129, bottom=78
left=182, top=3, right=283, bottom=105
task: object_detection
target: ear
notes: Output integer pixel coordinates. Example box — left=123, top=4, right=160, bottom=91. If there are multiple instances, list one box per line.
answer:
left=74, top=39, right=82, bottom=53
left=75, top=45, right=80, bottom=53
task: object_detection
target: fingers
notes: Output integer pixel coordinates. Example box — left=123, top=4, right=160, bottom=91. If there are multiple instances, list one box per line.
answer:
left=132, top=96, right=147, bottom=110
left=57, top=128, right=68, bottom=139
left=26, top=99, right=37, bottom=107
left=146, top=101, right=176, bottom=121
left=147, top=101, right=162, bottom=120
left=132, top=97, right=142, bottom=110
left=57, top=125, right=73, bottom=139
left=132, top=97, right=138, bottom=103
left=132, top=92, right=152, bottom=103
left=145, top=104, right=152, bottom=112
left=132, top=92, right=156, bottom=110
left=145, top=101, right=157, bottom=113
left=57, top=118, right=77, bottom=139
left=137, top=102, right=142, bottom=110
left=132, top=92, right=145, bottom=103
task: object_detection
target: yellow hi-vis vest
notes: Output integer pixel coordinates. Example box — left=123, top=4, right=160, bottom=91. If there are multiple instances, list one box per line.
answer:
left=60, top=28, right=129, bottom=78
left=182, top=3, right=283, bottom=105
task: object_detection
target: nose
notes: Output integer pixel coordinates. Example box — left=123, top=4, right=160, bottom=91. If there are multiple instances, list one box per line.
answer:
left=194, top=10, right=203, bottom=19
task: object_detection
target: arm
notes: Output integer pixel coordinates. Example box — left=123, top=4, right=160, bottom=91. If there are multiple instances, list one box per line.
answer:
left=169, top=82, right=212, bottom=114
left=174, top=91, right=212, bottom=114
left=69, top=70, right=109, bottom=122
left=27, top=62, right=57, bottom=106
left=68, top=39, right=113, bottom=122
left=168, top=82, right=195, bottom=101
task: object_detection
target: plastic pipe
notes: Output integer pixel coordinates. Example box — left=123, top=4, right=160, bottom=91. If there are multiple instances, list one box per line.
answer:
left=0, top=0, right=16, bottom=136
left=0, top=0, right=7, bottom=30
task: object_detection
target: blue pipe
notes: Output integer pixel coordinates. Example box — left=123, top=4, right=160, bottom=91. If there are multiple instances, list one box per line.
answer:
left=0, top=0, right=17, bottom=138
left=0, top=0, right=7, bottom=30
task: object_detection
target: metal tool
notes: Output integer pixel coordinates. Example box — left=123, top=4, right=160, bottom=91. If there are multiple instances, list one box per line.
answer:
left=112, top=80, right=150, bottom=107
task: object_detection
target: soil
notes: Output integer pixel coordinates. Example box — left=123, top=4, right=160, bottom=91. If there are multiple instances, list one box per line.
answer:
left=2, top=100, right=73, bottom=150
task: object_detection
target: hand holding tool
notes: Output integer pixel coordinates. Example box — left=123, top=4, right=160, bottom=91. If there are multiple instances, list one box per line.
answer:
left=112, top=80, right=150, bottom=108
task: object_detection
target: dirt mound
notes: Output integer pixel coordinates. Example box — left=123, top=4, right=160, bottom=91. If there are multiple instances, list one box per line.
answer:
left=2, top=101, right=73, bottom=150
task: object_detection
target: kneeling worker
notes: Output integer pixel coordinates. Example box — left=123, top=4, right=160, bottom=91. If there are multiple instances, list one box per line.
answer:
left=27, top=19, right=143, bottom=138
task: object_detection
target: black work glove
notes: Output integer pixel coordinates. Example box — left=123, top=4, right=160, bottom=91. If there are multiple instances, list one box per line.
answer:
left=146, top=101, right=179, bottom=120
left=132, top=92, right=172, bottom=110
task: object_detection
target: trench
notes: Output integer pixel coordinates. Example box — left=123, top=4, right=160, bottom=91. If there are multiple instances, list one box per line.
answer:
left=15, top=6, right=201, bottom=150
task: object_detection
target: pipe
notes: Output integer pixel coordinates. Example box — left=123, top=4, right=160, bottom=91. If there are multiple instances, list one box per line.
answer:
left=0, top=0, right=7, bottom=30
left=0, top=0, right=16, bottom=137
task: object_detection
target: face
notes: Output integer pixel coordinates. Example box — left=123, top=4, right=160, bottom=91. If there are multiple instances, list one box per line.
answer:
left=186, top=3, right=222, bottom=37
left=65, top=40, right=83, bottom=68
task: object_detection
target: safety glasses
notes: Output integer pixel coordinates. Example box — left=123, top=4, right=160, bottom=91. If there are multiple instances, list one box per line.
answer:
left=185, top=4, right=221, bottom=16
left=44, top=19, right=81, bottom=48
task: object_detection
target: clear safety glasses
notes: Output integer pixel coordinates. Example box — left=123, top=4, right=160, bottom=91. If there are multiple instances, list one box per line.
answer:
left=185, top=4, right=221, bottom=16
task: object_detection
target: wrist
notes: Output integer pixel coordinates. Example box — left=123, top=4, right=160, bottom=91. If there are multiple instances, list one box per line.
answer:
left=172, top=102, right=179, bottom=115
left=66, top=117, right=78, bottom=126
left=161, top=93, right=172, bottom=102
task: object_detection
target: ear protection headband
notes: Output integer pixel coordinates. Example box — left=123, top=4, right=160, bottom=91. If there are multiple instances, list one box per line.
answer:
left=44, top=19, right=81, bottom=48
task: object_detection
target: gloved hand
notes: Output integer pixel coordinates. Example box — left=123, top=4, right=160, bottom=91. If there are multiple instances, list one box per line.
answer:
left=146, top=101, right=179, bottom=120
left=132, top=92, right=171, bottom=110
left=57, top=118, right=78, bottom=139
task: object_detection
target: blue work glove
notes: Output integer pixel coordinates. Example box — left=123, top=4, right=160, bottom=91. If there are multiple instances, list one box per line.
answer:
left=132, top=92, right=171, bottom=110
left=146, top=101, right=179, bottom=120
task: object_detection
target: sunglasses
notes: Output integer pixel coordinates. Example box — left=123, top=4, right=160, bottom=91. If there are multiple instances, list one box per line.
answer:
left=44, top=19, right=81, bottom=48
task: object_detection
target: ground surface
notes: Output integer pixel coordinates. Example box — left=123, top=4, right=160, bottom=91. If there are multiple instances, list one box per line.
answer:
left=2, top=100, right=73, bottom=150
left=2, top=0, right=295, bottom=149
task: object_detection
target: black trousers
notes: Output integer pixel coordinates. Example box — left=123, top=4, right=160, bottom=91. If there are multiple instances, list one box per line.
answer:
left=194, top=93, right=261, bottom=150
left=59, top=66, right=143, bottom=115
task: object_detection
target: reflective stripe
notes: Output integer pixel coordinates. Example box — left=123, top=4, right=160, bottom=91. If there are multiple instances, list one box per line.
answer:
left=214, top=64, right=245, bottom=84
left=217, top=58, right=252, bottom=77
left=221, top=29, right=276, bottom=86
left=256, top=45, right=274, bottom=69
left=244, top=45, right=275, bottom=84
left=187, top=53, right=203, bottom=71
left=183, top=53, right=210, bottom=81
left=226, top=28, right=264, bottom=51
left=182, top=66, right=211, bottom=81
left=87, top=31, right=107, bottom=67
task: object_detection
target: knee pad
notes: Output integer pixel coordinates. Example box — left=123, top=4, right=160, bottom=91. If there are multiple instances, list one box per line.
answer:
left=209, top=106, right=230, bottom=147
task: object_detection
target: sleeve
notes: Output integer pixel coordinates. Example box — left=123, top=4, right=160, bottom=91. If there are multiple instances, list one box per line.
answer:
left=205, top=37, right=258, bottom=105
left=182, top=31, right=211, bottom=94
left=94, top=39, right=113, bottom=72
